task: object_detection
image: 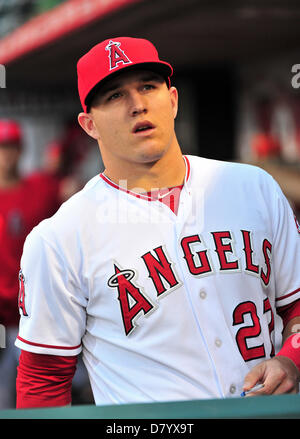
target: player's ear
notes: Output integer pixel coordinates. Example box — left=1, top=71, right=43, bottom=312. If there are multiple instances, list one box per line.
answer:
left=169, top=86, right=178, bottom=119
left=78, top=112, right=100, bottom=140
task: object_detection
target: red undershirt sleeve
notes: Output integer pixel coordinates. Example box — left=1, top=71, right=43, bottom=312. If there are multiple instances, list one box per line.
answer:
left=16, top=350, right=78, bottom=409
left=275, top=298, right=300, bottom=372
left=277, top=298, right=300, bottom=329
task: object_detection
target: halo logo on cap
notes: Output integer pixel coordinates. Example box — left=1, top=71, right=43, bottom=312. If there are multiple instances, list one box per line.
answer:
left=105, top=40, right=132, bottom=71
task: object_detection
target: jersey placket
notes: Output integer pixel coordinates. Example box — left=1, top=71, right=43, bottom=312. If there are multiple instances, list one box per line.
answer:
left=172, top=169, right=226, bottom=398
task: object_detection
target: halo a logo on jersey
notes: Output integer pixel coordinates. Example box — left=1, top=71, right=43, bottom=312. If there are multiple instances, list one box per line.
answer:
left=105, top=40, right=132, bottom=71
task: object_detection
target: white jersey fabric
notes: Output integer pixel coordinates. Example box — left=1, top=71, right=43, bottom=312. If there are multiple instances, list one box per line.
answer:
left=15, top=155, right=300, bottom=404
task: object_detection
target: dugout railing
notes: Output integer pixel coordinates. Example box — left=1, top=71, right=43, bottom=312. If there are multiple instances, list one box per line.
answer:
left=0, top=394, right=299, bottom=419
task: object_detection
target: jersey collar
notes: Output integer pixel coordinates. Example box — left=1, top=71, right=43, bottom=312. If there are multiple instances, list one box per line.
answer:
left=100, top=154, right=191, bottom=201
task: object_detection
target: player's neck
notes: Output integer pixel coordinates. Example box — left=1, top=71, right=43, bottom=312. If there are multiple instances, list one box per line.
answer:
left=103, top=145, right=186, bottom=192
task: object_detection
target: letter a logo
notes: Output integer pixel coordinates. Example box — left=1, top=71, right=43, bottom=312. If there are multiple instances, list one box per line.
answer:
left=108, top=264, right=154, bottom=335
left=105, top=40, right=132, bottom=71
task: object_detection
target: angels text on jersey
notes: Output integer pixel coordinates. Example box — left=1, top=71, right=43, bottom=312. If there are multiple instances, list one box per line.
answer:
left=107, top=229, right=272, bottom=342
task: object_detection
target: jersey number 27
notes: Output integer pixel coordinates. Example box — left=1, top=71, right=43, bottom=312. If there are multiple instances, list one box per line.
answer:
left=233, top=298, right=274, bottom=361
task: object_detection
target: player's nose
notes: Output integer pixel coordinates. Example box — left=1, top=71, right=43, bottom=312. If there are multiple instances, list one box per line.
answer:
left=129, top=90, right=147, bottom=117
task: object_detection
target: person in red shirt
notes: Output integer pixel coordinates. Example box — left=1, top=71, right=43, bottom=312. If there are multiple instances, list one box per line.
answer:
left=0, top=119, right=61, bottom=408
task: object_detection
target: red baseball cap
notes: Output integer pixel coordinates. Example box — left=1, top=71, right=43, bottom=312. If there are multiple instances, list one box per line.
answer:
left=77, top=37, right=173, bottom=112
left=0, top=119, right=21, bottom=144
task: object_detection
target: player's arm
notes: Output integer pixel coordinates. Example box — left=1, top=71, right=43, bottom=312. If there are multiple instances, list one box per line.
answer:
left=243, top=173, right=300, bottom=396
left=15, top=225, right=86, bottom=408
left=16, top=350, right=78, bottom=408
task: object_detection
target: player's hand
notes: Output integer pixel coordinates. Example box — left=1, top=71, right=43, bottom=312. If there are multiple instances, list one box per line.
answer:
left=242, top=356, right=300, bottom=396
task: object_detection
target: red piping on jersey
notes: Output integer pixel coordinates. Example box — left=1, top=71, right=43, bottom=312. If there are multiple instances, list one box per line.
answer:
left=275, top=288, right=300, bottom=303
left=17, top=335, right=81, bottom=350
left=99, top=155, right=191, bottom=201
left=184, top=155, right=191, bottom=182
left=100, top=173, right=154, bottom=201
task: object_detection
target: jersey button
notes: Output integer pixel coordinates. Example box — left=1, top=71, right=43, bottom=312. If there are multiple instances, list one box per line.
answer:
left=199, top=289, right=207, bottom=299
left=215, top=338, right=222, bottom=347
left=229, top=384, right=236, bottom=394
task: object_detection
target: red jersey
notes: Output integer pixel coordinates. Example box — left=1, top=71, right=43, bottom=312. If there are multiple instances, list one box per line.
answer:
left=0, top=172, right=61, bottom=327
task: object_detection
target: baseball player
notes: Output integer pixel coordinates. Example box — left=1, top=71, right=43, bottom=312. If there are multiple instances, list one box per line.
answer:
left=0, top=119, right=61, bottom=408
left=15, top=37, right=300, bottom=408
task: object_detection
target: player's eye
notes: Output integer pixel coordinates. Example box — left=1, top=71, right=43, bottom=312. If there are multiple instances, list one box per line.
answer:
left=107, top=91, right=122, bottom=101
left=142, top=84, right=155, bottom=91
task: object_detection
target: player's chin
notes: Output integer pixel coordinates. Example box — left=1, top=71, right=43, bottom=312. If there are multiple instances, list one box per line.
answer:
left=134, top=143, right=168, bottom=164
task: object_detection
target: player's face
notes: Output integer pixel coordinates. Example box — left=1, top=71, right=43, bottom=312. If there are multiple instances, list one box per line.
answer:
left=0, top=143, right=21, bottom=177
left=79, top=69, right=178, bottom=168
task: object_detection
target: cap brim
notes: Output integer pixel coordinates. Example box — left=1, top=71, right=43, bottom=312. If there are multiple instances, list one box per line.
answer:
left=84, top=61, right=173, bottom=110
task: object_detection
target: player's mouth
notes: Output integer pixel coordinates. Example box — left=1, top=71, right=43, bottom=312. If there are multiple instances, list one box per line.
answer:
left=132, top=121, right=155, bottom=136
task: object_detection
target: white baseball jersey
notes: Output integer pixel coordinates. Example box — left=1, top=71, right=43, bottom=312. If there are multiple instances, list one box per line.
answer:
left=15, top=155, right=300, bottom=404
